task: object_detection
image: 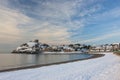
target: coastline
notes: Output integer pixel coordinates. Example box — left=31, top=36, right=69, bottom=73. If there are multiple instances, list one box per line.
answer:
left=42, top=51, right=86, bottom=55
left=0, top=53, right=104, bottom=72
left=1, top=52, right=120, bottom=80
left=113, top=51, right=120, bottom=56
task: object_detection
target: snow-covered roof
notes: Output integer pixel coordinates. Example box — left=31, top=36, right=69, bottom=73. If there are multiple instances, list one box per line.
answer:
left=112, top=43, right=120, bottom=45
left=27, top=42, right=37, bottom=47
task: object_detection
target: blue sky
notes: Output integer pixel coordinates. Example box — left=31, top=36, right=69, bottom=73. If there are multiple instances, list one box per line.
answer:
left=0, top=0, right=120, bottom=52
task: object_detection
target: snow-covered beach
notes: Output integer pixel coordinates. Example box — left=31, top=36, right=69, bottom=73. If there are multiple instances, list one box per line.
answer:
left=0, top=52, right=120, bottom=80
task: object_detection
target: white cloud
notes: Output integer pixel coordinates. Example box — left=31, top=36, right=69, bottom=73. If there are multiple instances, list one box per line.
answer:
left=0, top=6, right=31, bottom=43
left=13, top=0, right=104, bottom=44
left=72, top=6, right=120, bottom=44
left=34, top=22, right=71, bottom=44
left=87, top=7, right=120, bottom=24
left=33, top=0, right=76, bottom=20
left=12, top=0, right=88, bottom=44
left=79, top=4, right=101, bottom=17
left=26, top=0, right=86, bottom=29
left=80, top=31, right=120, bottom=43
left=1, top=0, right=119, bottom=45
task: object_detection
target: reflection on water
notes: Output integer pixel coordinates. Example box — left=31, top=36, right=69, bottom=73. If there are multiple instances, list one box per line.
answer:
left=0, top=53, right=93, bottom=70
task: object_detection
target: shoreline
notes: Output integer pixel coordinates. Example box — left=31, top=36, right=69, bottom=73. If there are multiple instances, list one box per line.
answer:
left=42, top=52, right=86, bottom=55
left=0, top=53, right=104, bottom=72
left=1, top=52, right=120, bottom=80
left=113, top=51, right=120, bottom=56
left=12, top=51, right=85, bottom=55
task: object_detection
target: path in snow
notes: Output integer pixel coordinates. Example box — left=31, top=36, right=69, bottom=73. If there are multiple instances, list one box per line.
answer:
left=0, top=52, right=120, bottom=80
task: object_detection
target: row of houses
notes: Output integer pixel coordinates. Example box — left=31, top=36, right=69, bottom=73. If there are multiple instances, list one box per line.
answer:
left=13, top=39, right=90, bottom=53
left=90, top=43, right=120, bottom=52
left=13, top=39, right=120, bottom=53
left=41, top=43, right=89, bottom=52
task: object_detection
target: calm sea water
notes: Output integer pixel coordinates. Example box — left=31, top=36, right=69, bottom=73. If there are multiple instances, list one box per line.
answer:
left=0, top=53, right=93, bottom=70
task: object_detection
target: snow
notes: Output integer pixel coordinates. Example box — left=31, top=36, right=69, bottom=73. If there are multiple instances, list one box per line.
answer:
left=27, top=42, right=36, bottom=47
left=0, top=52, right=120, bottom=80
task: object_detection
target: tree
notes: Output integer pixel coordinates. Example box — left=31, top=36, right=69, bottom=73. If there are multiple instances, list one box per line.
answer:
left=42, top=43, right=49, bottom=47
left=111, top=44, right=115, bottom=51
left=34, top=39, right=39, bottom=43
left=87, top=45, right=92, bottom=51
left=69, top=44, right=74, bottom=48
left=104, top=44, right=108, bottom=52
left=75, top=43, right=81, bottom=46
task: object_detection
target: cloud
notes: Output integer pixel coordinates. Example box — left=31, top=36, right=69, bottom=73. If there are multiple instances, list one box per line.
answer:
left=34, top=22, right=71, bottom=44
left=80, top=30, right=120, bottom=43
left=86, top=7, right=120, bottom=25
left=1, top=0, right=120, bottom=45
left=78, top=4, right=102, bottom=17
left=71, top=6, right=120, bottom=44
left=8, top=0, right=105, bottom=44
left=0, top=5, right=31, bottom=43
left=6, top=0, right=86, bottom=44
left=32, top=0, right=76, bottom=20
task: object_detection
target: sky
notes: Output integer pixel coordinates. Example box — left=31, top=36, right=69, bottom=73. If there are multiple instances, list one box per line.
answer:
left=0, top=0, right=120, bottom=52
